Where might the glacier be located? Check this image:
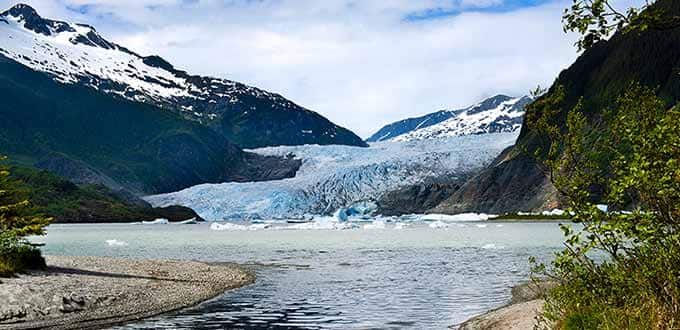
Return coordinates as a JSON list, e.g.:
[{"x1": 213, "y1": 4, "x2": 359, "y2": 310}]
[{"x1": 145, "y1": 133, "x2": 519, "y2": 221}]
